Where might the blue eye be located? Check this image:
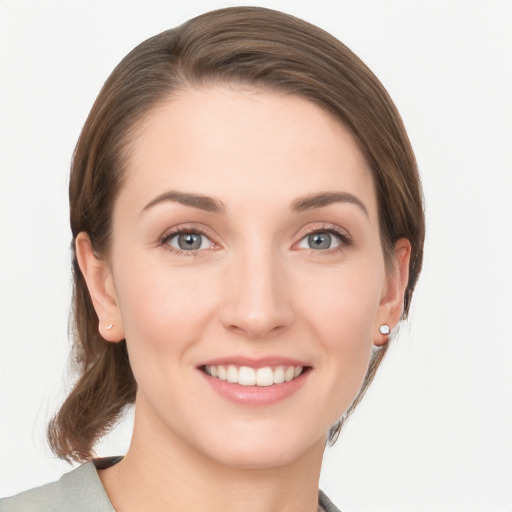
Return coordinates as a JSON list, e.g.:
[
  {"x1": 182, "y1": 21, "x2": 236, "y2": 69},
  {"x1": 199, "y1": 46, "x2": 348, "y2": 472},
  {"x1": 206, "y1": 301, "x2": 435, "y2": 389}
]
[
  {"x1": 166, "y1": 232, "x2": 212, "y2": 251},
  {"x1": 297, "y1": 231, "x2": 344, "y2": 250}
]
